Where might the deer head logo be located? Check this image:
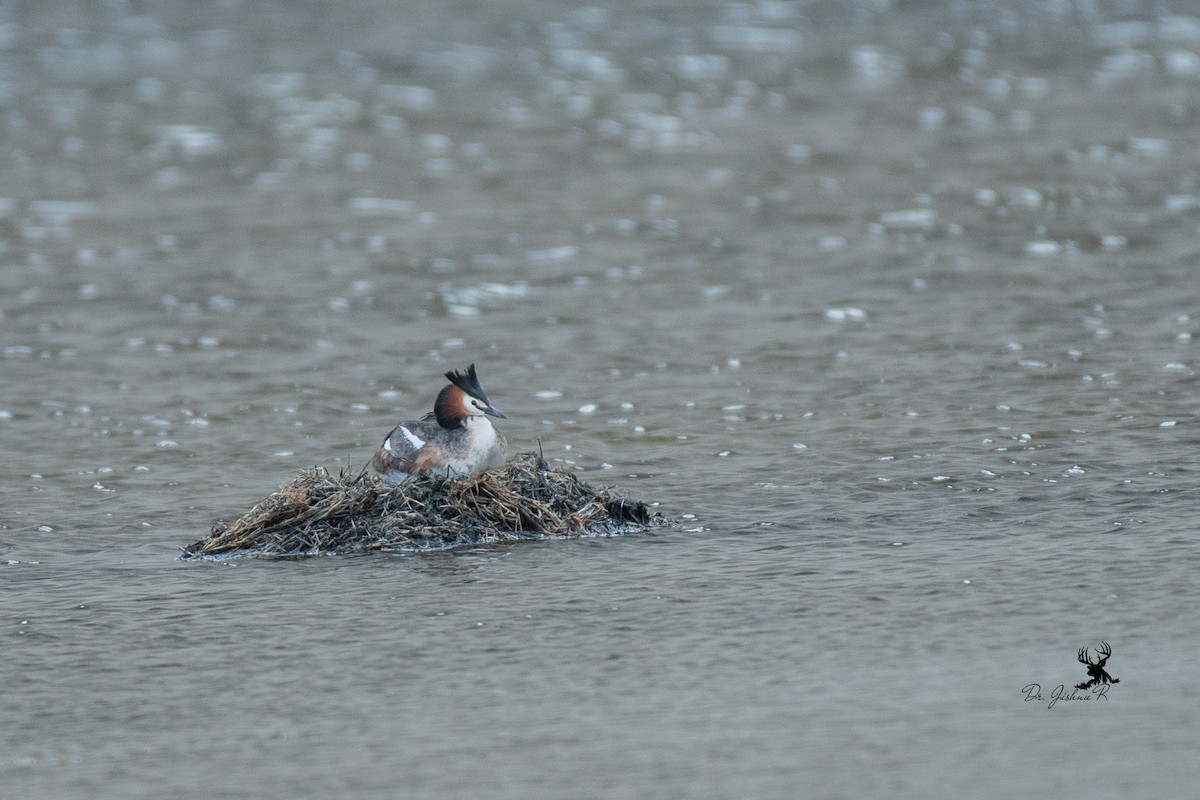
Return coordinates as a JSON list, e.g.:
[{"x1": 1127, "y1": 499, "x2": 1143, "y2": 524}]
[{"x1": 1075, "y1": 642, "x2": 1119, "y2": 690}]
